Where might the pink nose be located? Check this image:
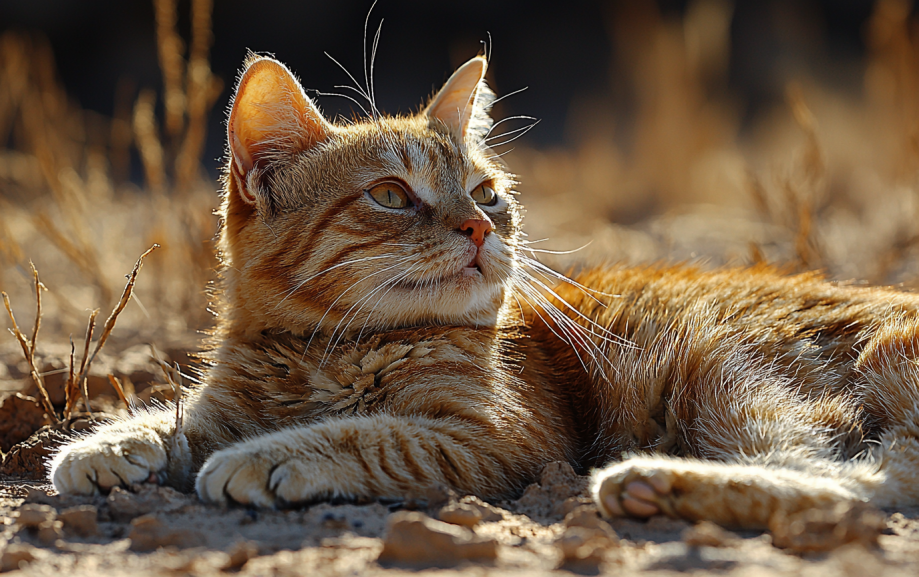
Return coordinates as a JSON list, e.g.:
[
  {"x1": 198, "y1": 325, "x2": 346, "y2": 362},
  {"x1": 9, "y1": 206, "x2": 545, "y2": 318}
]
[{"x1": 459, "y1": 218, "x2": 493, "y2": 247}]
